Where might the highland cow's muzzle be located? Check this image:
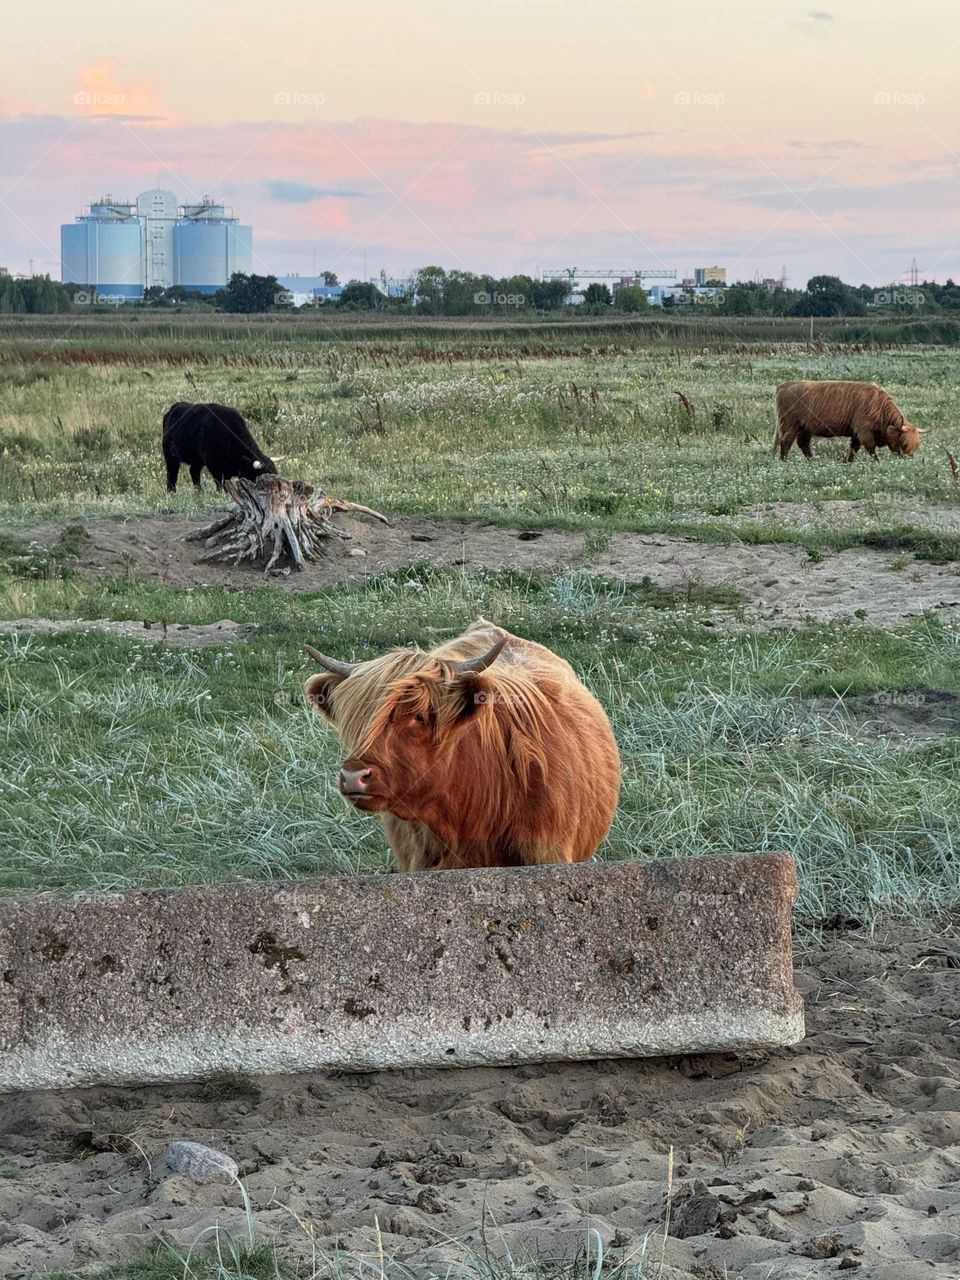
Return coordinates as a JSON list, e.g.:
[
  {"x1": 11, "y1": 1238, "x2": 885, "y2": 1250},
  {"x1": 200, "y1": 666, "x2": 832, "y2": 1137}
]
[{"x1": 338, "y1": 762, "x2": 383, "y2": 810}]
